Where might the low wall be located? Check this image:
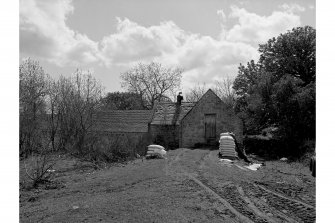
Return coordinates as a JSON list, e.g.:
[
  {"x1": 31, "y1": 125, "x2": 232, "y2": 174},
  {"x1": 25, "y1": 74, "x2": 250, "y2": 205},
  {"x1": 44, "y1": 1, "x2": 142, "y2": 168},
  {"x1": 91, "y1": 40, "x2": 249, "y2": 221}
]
[{"x1": 149, "y1": 125, "x2": 179, "y2": 149}]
